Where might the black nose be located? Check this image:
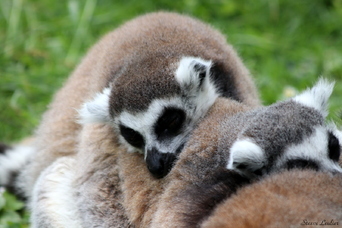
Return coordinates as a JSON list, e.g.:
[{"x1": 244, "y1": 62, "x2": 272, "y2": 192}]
[{"x1": 145, "y1": 148, "x2": 177, "y2": 178}]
